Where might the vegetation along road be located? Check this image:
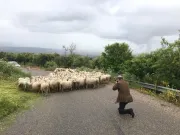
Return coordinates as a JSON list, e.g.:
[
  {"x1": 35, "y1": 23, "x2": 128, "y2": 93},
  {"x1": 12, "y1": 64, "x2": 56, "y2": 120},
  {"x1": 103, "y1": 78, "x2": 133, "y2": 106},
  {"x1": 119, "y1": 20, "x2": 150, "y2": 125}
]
[{"x1": 2, "y1": 68, "x2": 180, "y2": 135}]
